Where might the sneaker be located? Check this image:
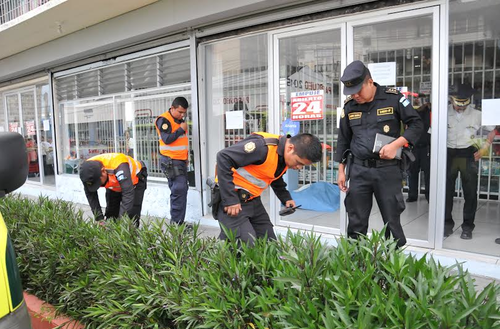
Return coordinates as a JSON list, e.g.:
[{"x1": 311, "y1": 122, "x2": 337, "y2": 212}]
[
  {"x1": 406, "y1": 197, "x2": 417, "y2": 202},
  {"x1": 444, "y1": 228, "x2": 453, "y2": 237},
  {"x1": 460, "y1": 231, "x2": 472, "y2": 240}
]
